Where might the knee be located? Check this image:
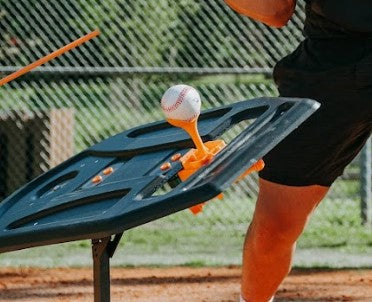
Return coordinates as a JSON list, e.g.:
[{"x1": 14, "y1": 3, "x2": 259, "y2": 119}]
[
  {"x1": 247, "y1": 178, "x2": 329, "y2": 251},
  {"x1": 249, "y1": 210, "x2": 310, "y2": 252}
]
